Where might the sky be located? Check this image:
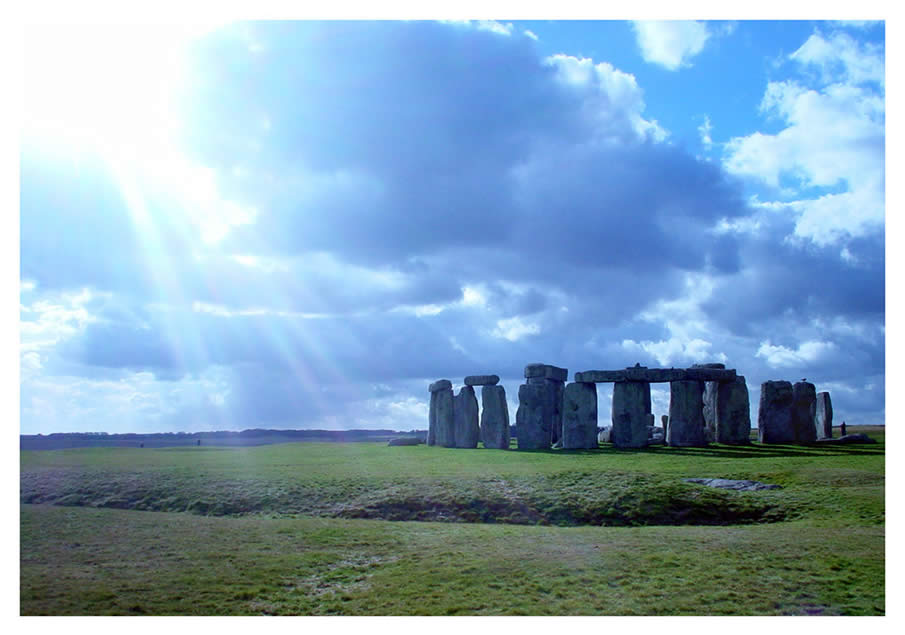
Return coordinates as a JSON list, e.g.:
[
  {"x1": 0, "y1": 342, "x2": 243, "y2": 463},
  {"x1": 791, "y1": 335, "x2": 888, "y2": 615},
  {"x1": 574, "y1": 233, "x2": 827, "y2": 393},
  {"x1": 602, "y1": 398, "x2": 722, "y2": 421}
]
[{"x1": 17, "y1": 14, "x2": 888, "y2": 434}]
